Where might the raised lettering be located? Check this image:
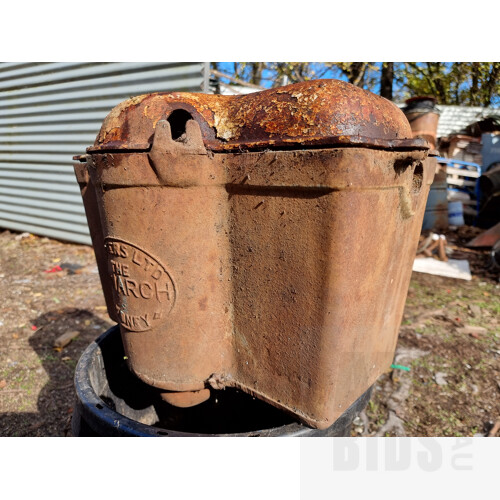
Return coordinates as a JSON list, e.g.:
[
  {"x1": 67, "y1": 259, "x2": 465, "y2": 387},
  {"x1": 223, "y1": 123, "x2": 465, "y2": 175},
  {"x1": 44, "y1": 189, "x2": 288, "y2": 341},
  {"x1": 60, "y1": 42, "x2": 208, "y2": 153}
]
[
  {"x1": 140, "y1": 314, "x2": 150, "y2": 327},
  {"x1": 125, "y1": 278, "x2": 139, "y2": 298},
  {"x1": 139, "y1": 282, "x2": 153, "y2": 299},
  {"x1": 122, "y1": 264, "x2": 129, "y2": 277},
  {"x1": 120, "y1": 244, "x2": 128, "y2": 258},
  {"x1": 155, "y1": 281, "x2": 171, "y2": 302},
  {"x1": 132, "y1": 250, "x2": 143, "y2": 266},
  {"x1": 105, "y1": 238, "x2": 175, "y2": 331},
  {"x1": 121, "y1": 311, "x2": 133, "y2": 328},
  {"x1": 117, "y1": 276, "x2": 127, "y2": 296},
  {"x1": 144, "y1": 257, "x2": 156, "y2": 273},
  {"x1": 151, "y1": 267, "x2": 163, "y2": 280},
  {"x1": 106, "y1": 241, "x2": 117, "y2": 255},
  {"x1": 119, "y1": 311, "x2": 151, "y2": 330},
  {"x1": 111, "y1": 260, "x2": 130, "y2": 277}
]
